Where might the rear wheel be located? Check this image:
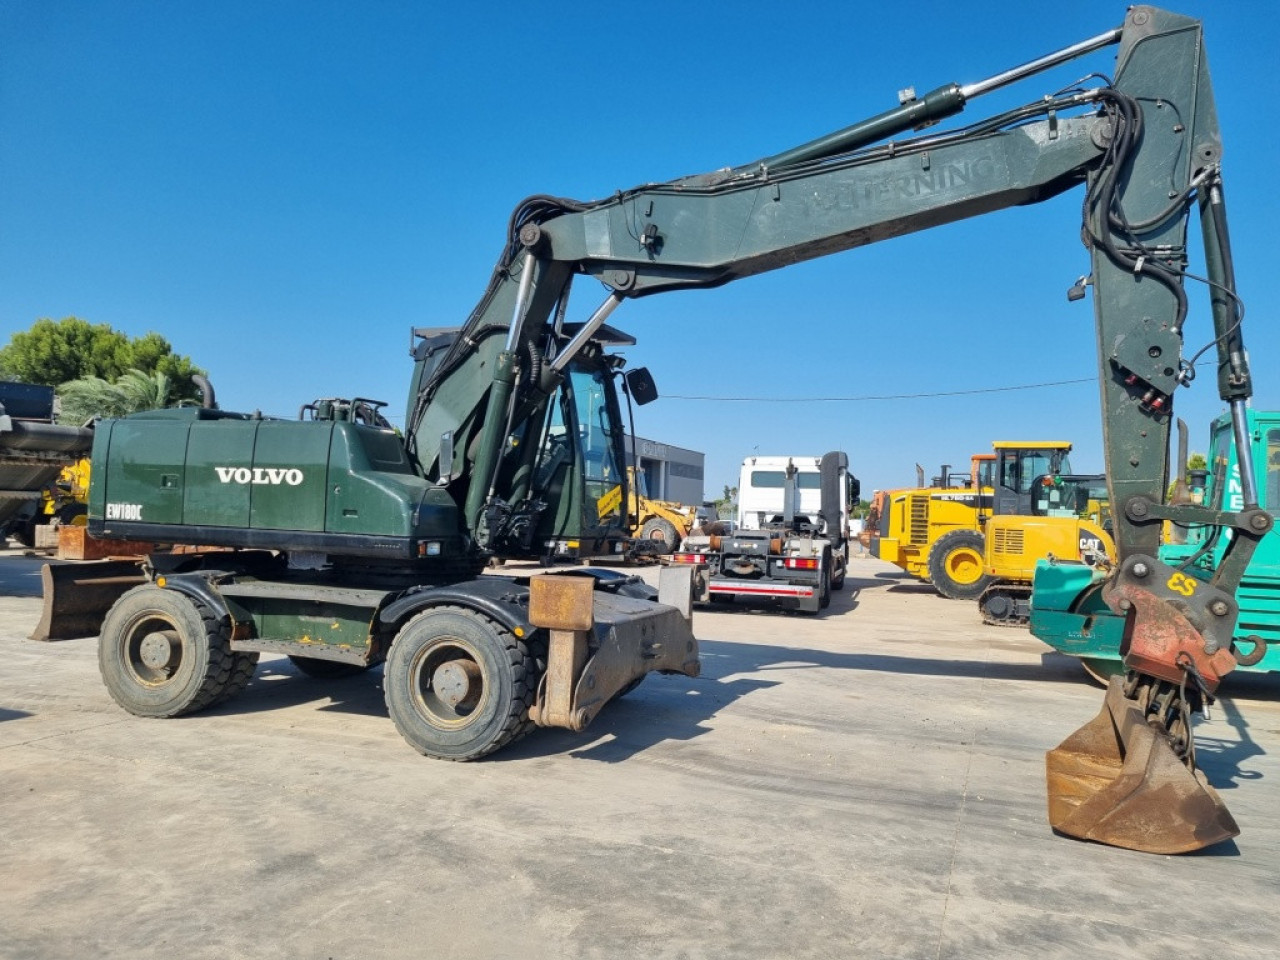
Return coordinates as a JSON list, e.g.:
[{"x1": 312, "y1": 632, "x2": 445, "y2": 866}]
[
  {"x1": 927, "y1": 530, "x2": 992, "y2": 600},
  {"x1": 384, "y1": 606, "x2": 538, "y2": 760},
  {"x1": 818, "y1": 550, "x2": 832, "y2": 609},
  {"x1": 98, "y1": 584, "x2": 255, "y2": 717},
  {"x1": 640, "y1": 516, "x2": 680, "y2": 554}
]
